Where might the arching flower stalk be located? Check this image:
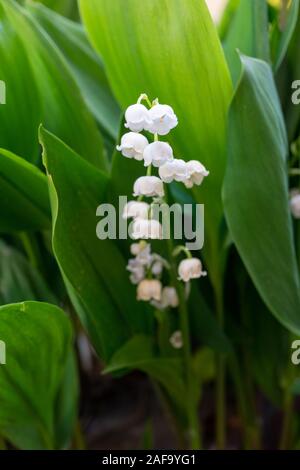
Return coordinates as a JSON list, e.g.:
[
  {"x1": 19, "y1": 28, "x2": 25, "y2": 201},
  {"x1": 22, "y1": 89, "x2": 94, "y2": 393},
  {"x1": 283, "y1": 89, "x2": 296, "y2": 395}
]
[{"x1": 116, "y1": 93, "x2": 209, "y2": 448}]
